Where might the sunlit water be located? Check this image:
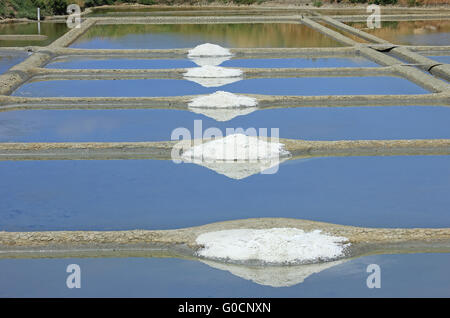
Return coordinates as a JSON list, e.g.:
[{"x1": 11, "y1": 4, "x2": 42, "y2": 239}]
[
  {"x1": 0, "y1": 106, "x2": 449, "y2": 142},
  {"x1": 0, "y1": 155, "x2": 449, "y2": 231},
  {"x1": 428, "y1": 56, "x2": 450, "y2": 64},
  {"x1": 0, "y1": 253, "x2": 449, "y2": 297},
  {"x1": 13, "y1": 77, "x2": 427, "y2": 97},
  {"x1": 0, "y1": 52, "x2": 27, "y2": 74},
  {"x1": 46, "y1": 57, "x2": 379, "y2": 69},
  {"x1": 348, "y1": 20, "x2": 450, "y2": 45},
  {"x1": 0, "y1": 22, "x2": 69, "y2": 47},
  {"x1": 70, "y1": 23, "x2": 345, "y2": 49}
]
